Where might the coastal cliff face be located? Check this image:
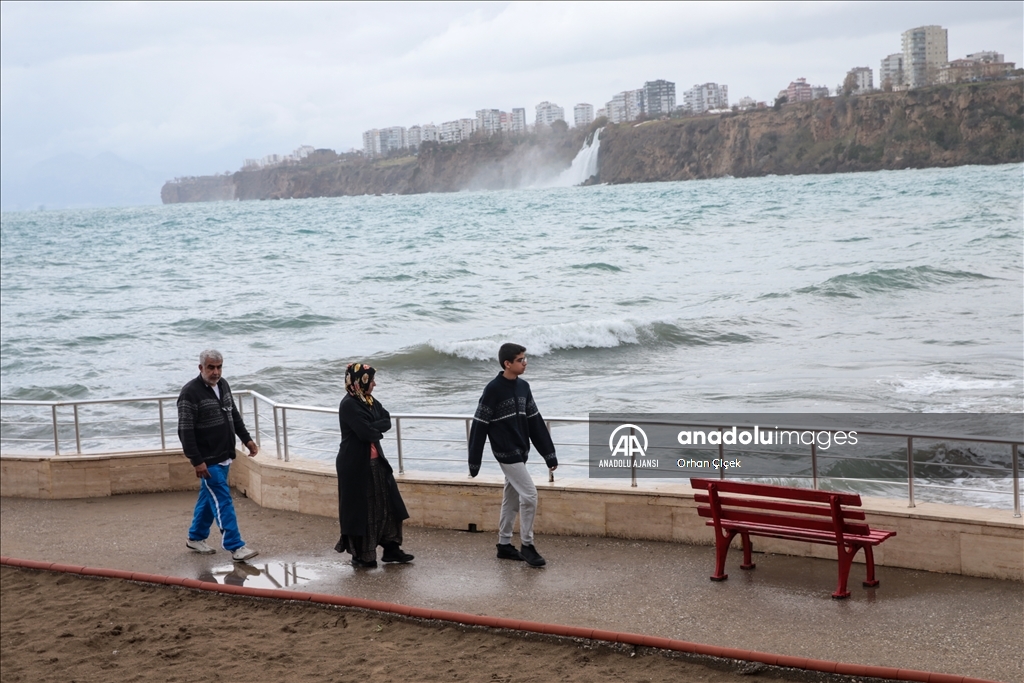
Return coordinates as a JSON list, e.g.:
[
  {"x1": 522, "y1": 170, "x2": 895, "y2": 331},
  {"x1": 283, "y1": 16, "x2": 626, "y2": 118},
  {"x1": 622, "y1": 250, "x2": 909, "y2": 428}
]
[
  {"x1": 162, "y1": 132, "x2": 583, "y2": 203},
  {"x1": 162, "y1": 81, "x2": 1023, "y2": 204},
  {"x1": 597, "y1": 81, "x2": 1023, "y2": 183}
]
